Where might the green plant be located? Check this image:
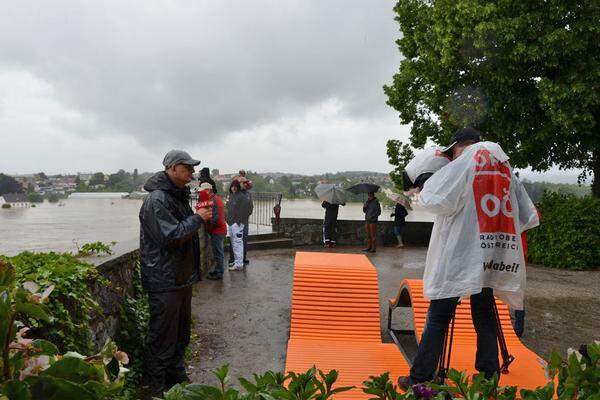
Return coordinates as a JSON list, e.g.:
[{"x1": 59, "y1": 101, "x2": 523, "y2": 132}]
[
  {"x1": 0, "y1": 259, "x2": 129, "y2": 400},
  {"x1": 528, "y1": 192, "x2": 600, "y2": 269},
  {"x1": 76, "y1": 241, "x2": 117, "y2": 257},
  {"x1": 1, "y1": 204, "x2": 10, "y2": 209},
  {"x1": 163, "y1": 365, "x2": 353, "y2": 400},
  {"x1": 113, "y1": 260, "x2": 149, "y2": 400},
  {"x1": 3, "y1": 251, "x2": 108, "y2": 354}
]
